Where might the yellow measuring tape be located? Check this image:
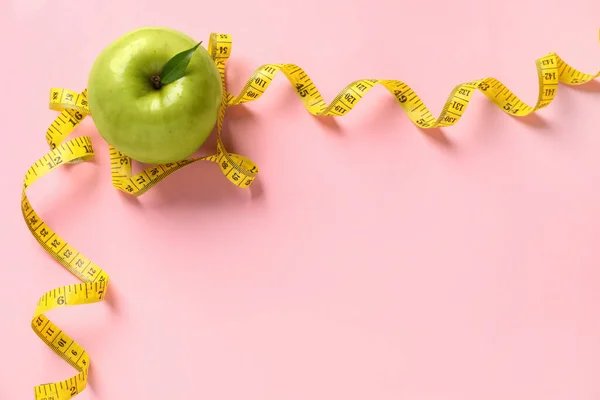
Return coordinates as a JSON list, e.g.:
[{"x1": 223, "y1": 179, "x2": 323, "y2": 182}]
[{"x1": 23, "y1": 32, "x2": 600, "y2": 399}]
